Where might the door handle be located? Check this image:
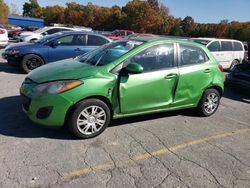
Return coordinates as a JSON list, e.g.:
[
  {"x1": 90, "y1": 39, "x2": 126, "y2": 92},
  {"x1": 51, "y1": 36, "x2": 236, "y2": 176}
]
[
  {"x1": 74, "y1": 48, "x2": 82, "y2": 52},
  {"x1": 164, "y1": 73, "x2": 177, "y2": 79},
  {"x1": 204, "y1": 68, "x2": 211, "y2": 73}
]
